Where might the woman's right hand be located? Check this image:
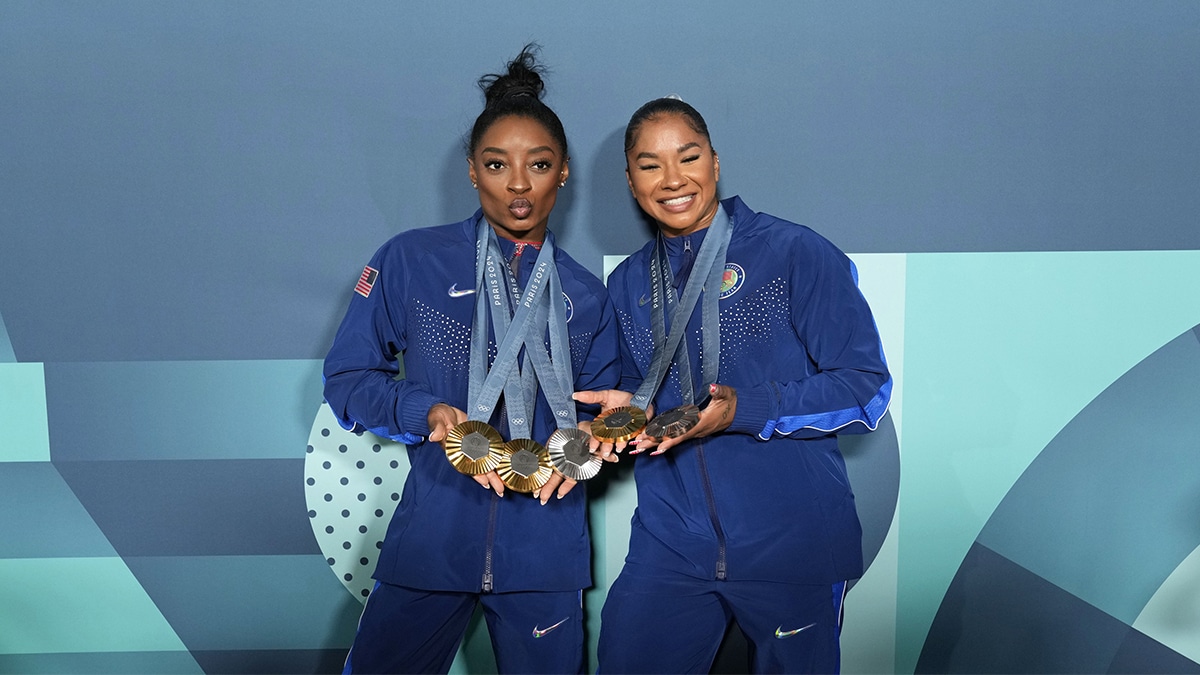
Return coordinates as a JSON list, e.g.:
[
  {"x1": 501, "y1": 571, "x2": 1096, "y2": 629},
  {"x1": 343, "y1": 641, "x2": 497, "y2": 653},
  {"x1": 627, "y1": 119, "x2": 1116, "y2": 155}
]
[
  {"x1": 427, "y1": 403, "x2": 507, "y2": 497},
  {"x1": 572, "y1": 389, "x2": 647, "y2": 460}
]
